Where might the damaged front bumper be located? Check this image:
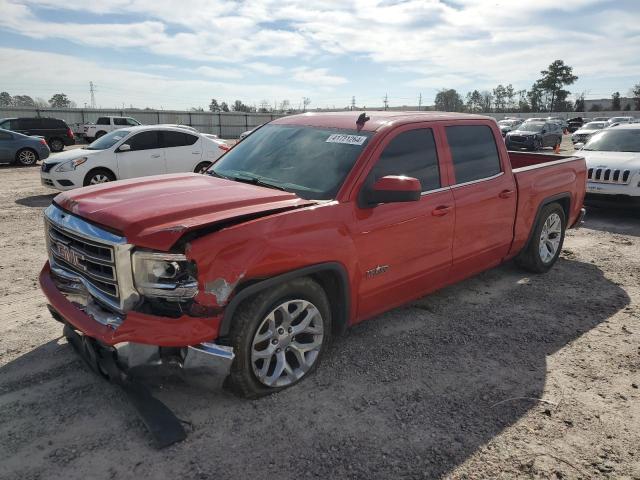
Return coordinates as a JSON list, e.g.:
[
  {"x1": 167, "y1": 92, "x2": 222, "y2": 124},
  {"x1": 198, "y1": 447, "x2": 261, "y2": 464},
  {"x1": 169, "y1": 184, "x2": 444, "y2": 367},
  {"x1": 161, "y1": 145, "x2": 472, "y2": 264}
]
[{"x1": 40, "y1": 262, "x2": 234, "y2": 385}]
